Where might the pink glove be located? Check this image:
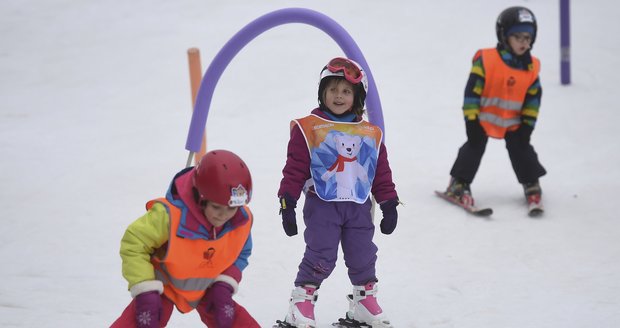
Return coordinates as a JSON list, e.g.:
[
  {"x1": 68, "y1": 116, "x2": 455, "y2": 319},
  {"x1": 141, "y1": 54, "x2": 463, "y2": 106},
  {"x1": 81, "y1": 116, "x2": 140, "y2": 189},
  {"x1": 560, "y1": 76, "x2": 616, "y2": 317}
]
[
  {"x1": 134, "y1": 291, "x2": 161, "y2": 328},
  {"x1": 204, "y1": 282, "x2": 235, "y2": 328}
]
